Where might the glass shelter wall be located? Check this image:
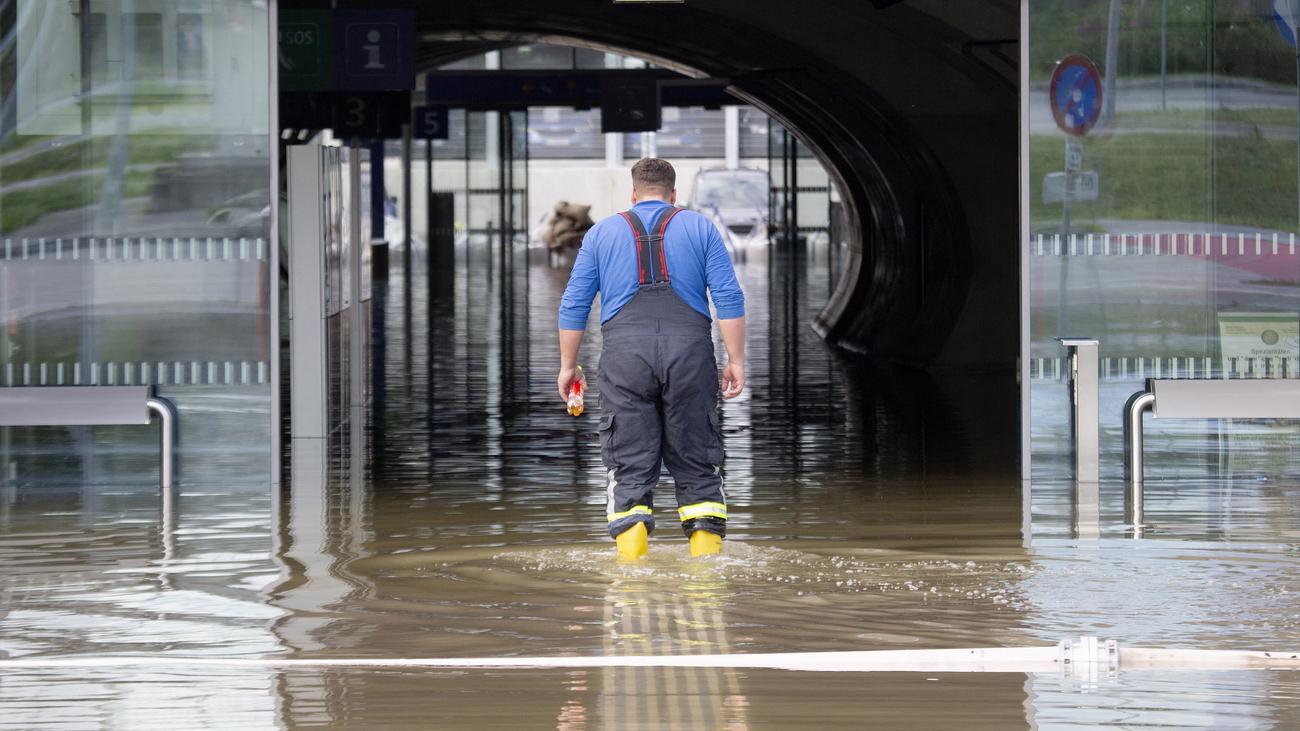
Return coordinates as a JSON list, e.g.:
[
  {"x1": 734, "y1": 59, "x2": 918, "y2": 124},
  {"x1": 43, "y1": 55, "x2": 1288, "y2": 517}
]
[
  {"x1": 1028, "y1": 1, "x2": 1300, "y2": 480},
  {"x1": 0, "y1": 1, "x2": 273, "y2": 488}
]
